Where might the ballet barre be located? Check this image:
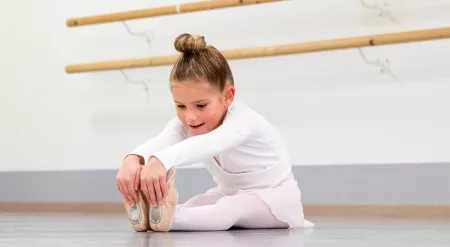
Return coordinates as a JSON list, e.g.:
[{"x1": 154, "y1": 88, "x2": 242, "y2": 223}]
[
  {"x1": 66, "y1": 0, "x2": 283, "y2": 27},
  {"x1": 65, "y1": 27, "x2": 450, "y2": 74}
]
